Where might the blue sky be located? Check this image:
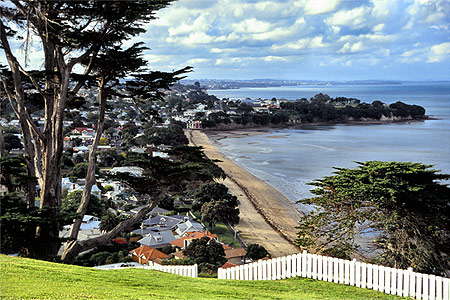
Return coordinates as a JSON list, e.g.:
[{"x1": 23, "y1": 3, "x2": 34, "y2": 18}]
[
  {"x1": 135, "y1": 0, "x2": 450, "y2": 81},
  {"x1": 3, "y1": 0, "x2": 449, "y2": 81}
]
